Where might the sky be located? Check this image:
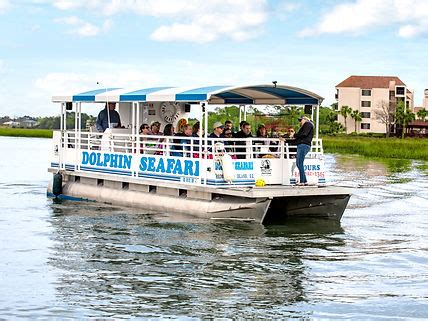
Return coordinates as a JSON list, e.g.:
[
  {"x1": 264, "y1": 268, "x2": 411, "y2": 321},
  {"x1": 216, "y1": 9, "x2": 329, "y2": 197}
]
[{"x1": 0, "y1": 0, "x2": 427, "y2": 117}]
